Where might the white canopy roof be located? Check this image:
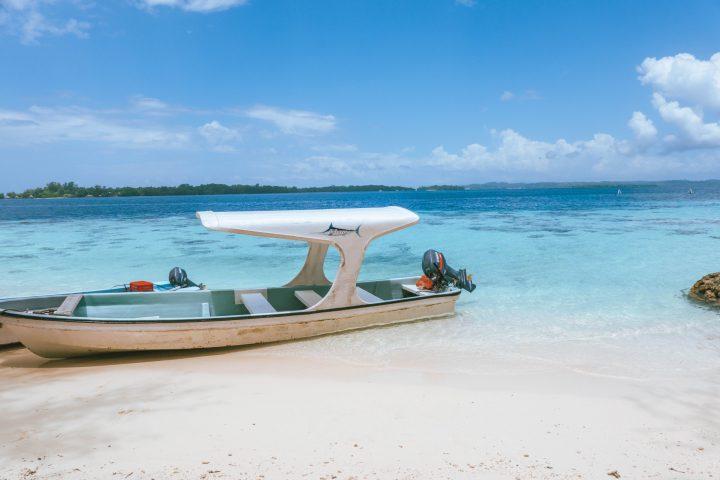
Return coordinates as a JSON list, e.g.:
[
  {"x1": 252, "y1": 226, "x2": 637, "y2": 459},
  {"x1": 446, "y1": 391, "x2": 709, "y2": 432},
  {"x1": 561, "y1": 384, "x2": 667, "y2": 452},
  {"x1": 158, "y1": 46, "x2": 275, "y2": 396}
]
[
  {"x1": 196, "y1": 206, "x2": 418, "y2": 244},
  {"x1": 196, "y1": 206, "x2": 420, "y2": 310}
]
